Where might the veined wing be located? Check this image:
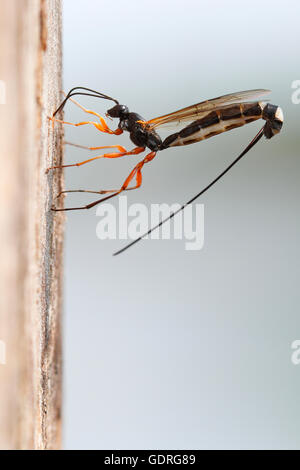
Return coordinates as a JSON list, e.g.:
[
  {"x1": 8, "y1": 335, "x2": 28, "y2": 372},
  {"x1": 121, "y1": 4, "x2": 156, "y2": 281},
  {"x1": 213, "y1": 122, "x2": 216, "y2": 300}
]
[{"x1": 142, "y1": 89, "x2": 270, "y2": 130}]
